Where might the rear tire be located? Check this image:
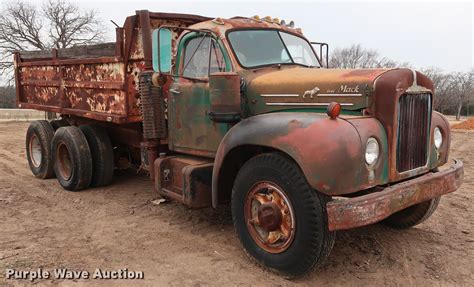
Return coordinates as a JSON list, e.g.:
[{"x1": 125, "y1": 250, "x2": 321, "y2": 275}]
[
  {"x1": 52, "y1": 126, "x2": 92, "y2": 191},
  {"x1": 383, "y1": 197, "x2": 440, "y2": 229},
  {"x1": 26, "y1": 120, "x2": 55, "y2": 179},
  {"x1": 79, "y1": 125, "x2": 114, "y2": 187},
  {"x1": 231, "y1": 153, "x2": 335, "y2": 277}
]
